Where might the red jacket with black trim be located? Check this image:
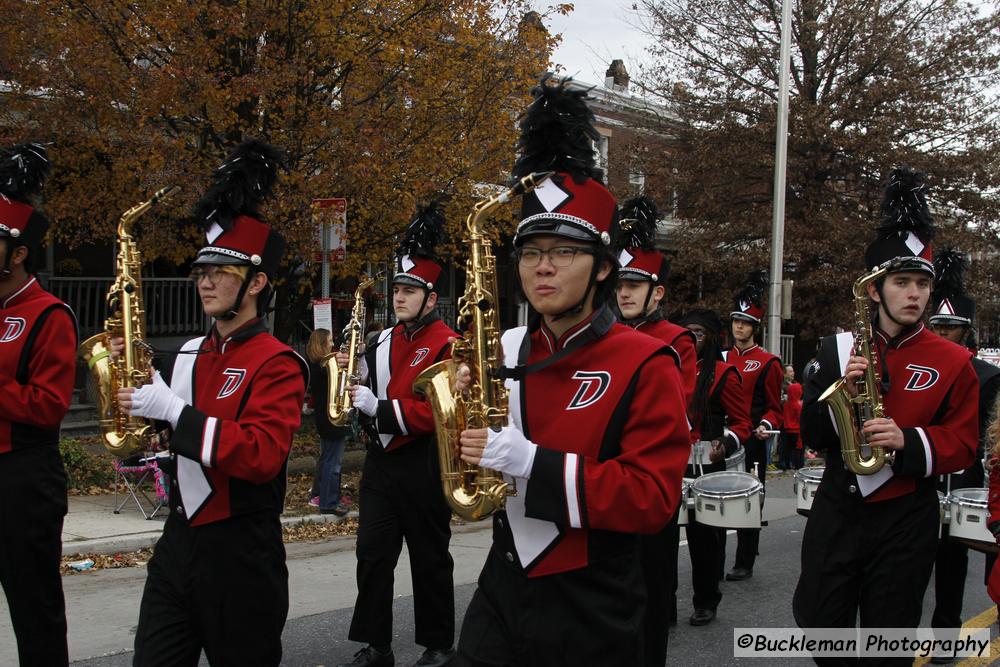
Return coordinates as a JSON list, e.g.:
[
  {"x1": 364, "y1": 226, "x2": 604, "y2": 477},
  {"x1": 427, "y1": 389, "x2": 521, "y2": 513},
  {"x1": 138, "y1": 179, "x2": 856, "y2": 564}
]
[
  {"x1": 726, "y1": 344, "x2": 783, "y2": 435},
  {"x1": 628, "y1": 314, "x2": 697, "y2": 408},
  {"x1": 782, "y1": 382, "x2": 802, "y2": 435},
  {"x1": 495, "y1": 306, "x2": 691, "y2": 578},
  {"x1": 801, "y1": 324, "x2": 978, "y2": 503},
  {"x1": 0, "y1": 276, "x2": 77, "y2": 455},
  {"x1": 167, "y1": 320, "x2": 306, "y2": 526},
  {"x1": 363, "y1": 313, "x2": 456, "y2": 453},
  {"x1": 689, "y1": 360, "x2": 752, "y2": 454}
]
